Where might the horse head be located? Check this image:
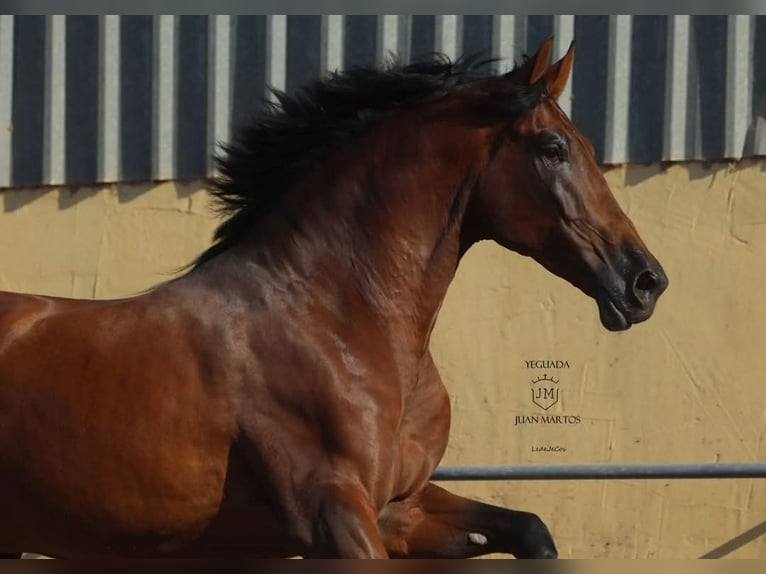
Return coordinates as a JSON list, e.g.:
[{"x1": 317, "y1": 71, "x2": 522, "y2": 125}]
[{"x1": 465, "y1": 38, "x2": 668, "y2": 330}]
